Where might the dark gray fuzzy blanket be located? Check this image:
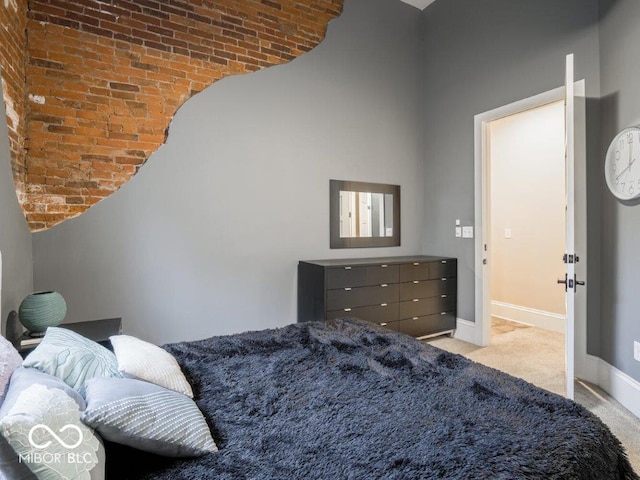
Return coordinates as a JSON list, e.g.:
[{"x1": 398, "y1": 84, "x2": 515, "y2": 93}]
[{"x1": 105, "y1": 318, "x2": 637, "y2": 480}]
